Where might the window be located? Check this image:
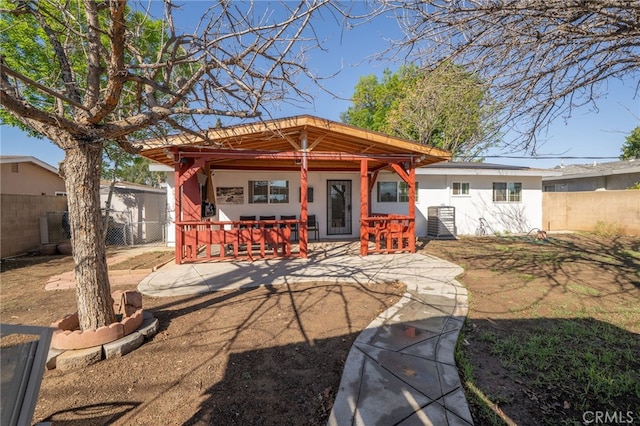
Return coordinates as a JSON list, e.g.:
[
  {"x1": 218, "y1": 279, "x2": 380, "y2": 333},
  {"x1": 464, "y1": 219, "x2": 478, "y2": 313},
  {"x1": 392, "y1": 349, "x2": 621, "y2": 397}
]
[
  {"x1": 399, "y1": 182, "x2": 419, "y2": 202},
  {"x1": 11, "y1": 163, "x2": 18, "y2": 173},
  {"x1": 452, "y1": 182, "x2": 470, "y2": 196},
  {"x1": 378, "y1": 181, "x2": 418, "y2": 203},
  {"x1": 298, "y1": 186, "x2": 314, "y2": 203},
  {"x1": 493, "y1": 182, "x2": 522, "y2": 202},
  {"x1": 543, "y1": 185, "x2": 556, "y2": 192},
  {"x1": 249, "y1": 180, "x2": 289, "y2": 204},
  {"x1": 269, "y1": 180, "x2": 289, "y2": 203},
  {"x1": 377, "y1": 182, "x2": 397, "y2": 202}
]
